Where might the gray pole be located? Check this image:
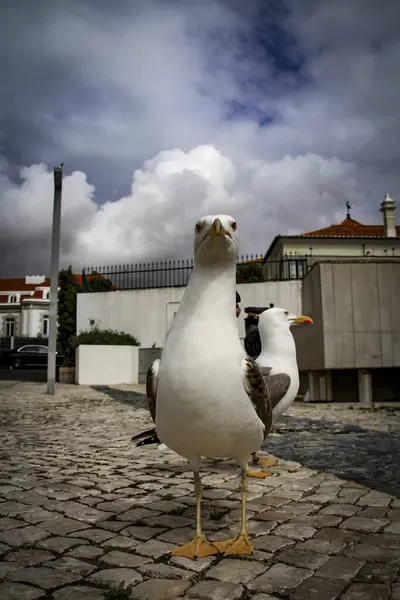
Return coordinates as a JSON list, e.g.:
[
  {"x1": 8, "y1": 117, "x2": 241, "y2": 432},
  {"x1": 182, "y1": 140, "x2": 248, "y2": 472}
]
[{"x1": 47, "y1": 163, "x2": 64, "y2": 395}]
